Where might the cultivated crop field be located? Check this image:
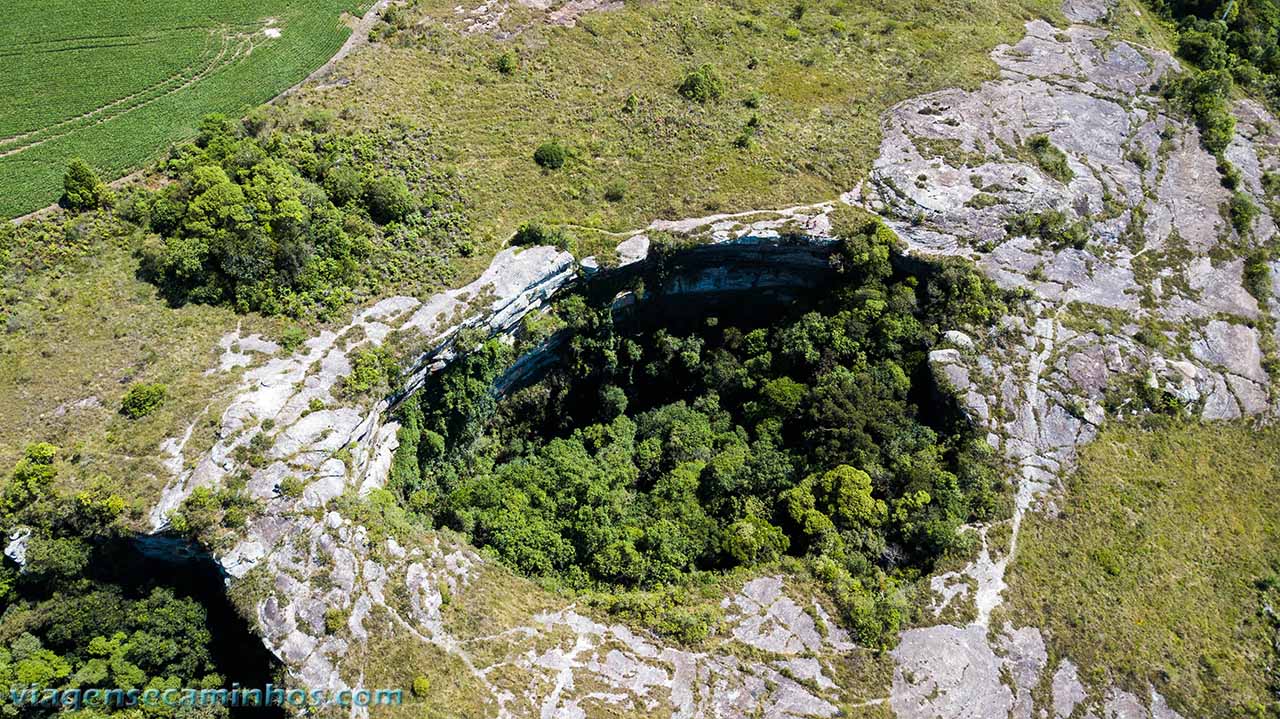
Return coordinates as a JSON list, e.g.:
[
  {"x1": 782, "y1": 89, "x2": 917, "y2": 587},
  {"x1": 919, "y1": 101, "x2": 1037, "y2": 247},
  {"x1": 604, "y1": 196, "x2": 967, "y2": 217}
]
[{"x1": 0, "y1": 0, "x2": 370, "y2": 218}]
